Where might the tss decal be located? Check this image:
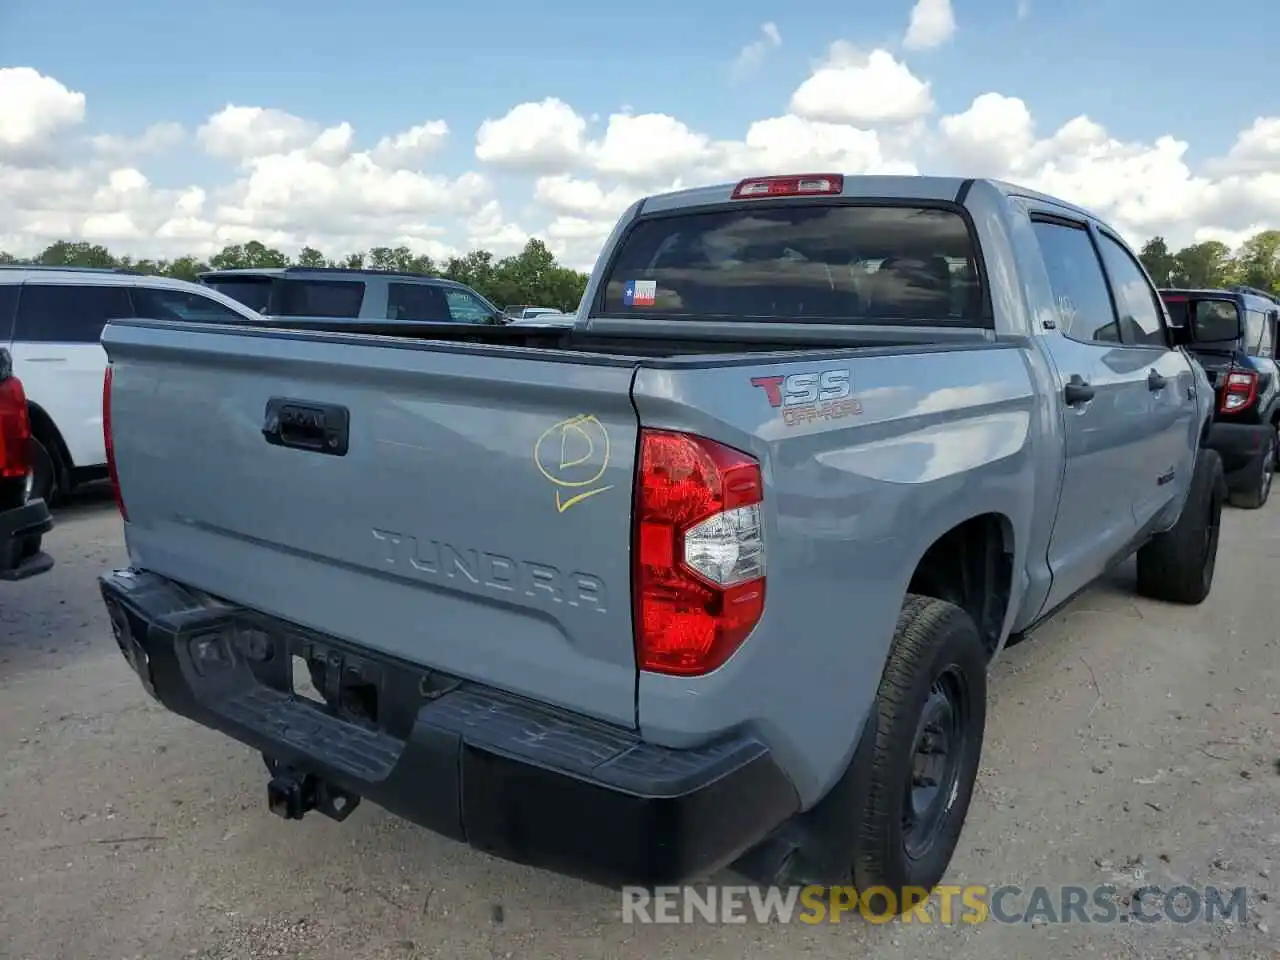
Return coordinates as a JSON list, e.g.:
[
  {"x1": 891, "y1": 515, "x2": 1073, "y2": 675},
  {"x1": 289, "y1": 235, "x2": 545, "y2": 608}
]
[{"x1": 751, "y1": 370, "x2": 863, "y2": 426}]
